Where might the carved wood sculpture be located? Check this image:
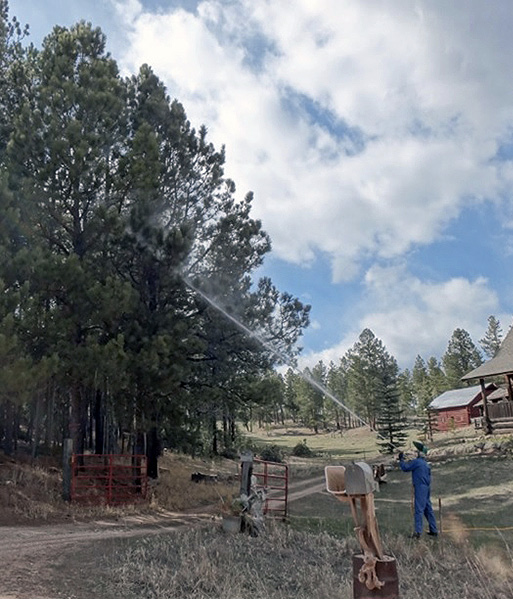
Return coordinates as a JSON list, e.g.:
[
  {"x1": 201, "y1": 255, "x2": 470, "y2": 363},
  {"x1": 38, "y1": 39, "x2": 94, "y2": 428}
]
[{"x1": 325, "y1": 464, "x2": 384, "y2": 591}]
